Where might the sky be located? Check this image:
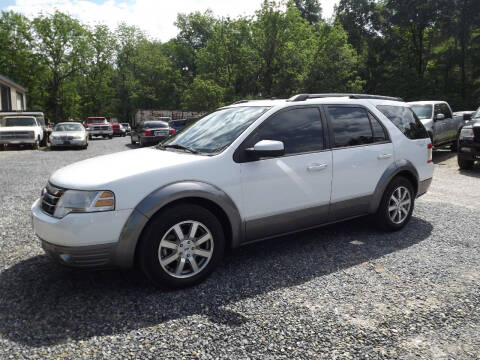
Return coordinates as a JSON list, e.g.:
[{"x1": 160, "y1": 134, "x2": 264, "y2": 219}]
[{"x1": 0, "y1": 0, "x2": 340, "y2": 42}]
